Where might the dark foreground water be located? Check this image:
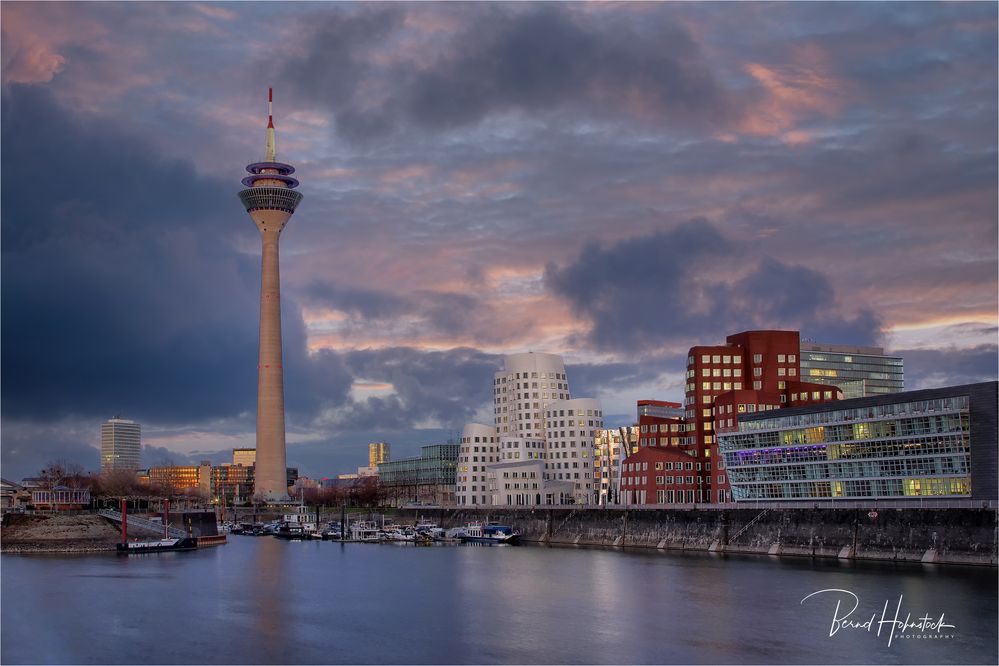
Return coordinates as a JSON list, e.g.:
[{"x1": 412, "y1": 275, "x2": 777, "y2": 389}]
[{"x1": 2, "y1": 537, "x2": 996, "y2": 665}]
